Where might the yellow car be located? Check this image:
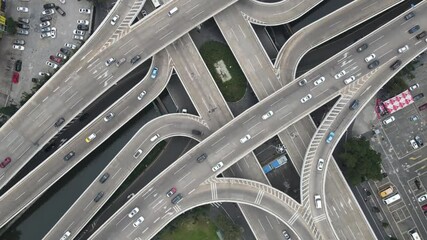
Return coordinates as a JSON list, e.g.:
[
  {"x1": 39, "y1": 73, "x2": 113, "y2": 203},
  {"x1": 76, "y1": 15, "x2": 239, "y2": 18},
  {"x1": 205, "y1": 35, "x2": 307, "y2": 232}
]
[{"x1": 85, "y1": 133, "x2": 96, "y2": 143}]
